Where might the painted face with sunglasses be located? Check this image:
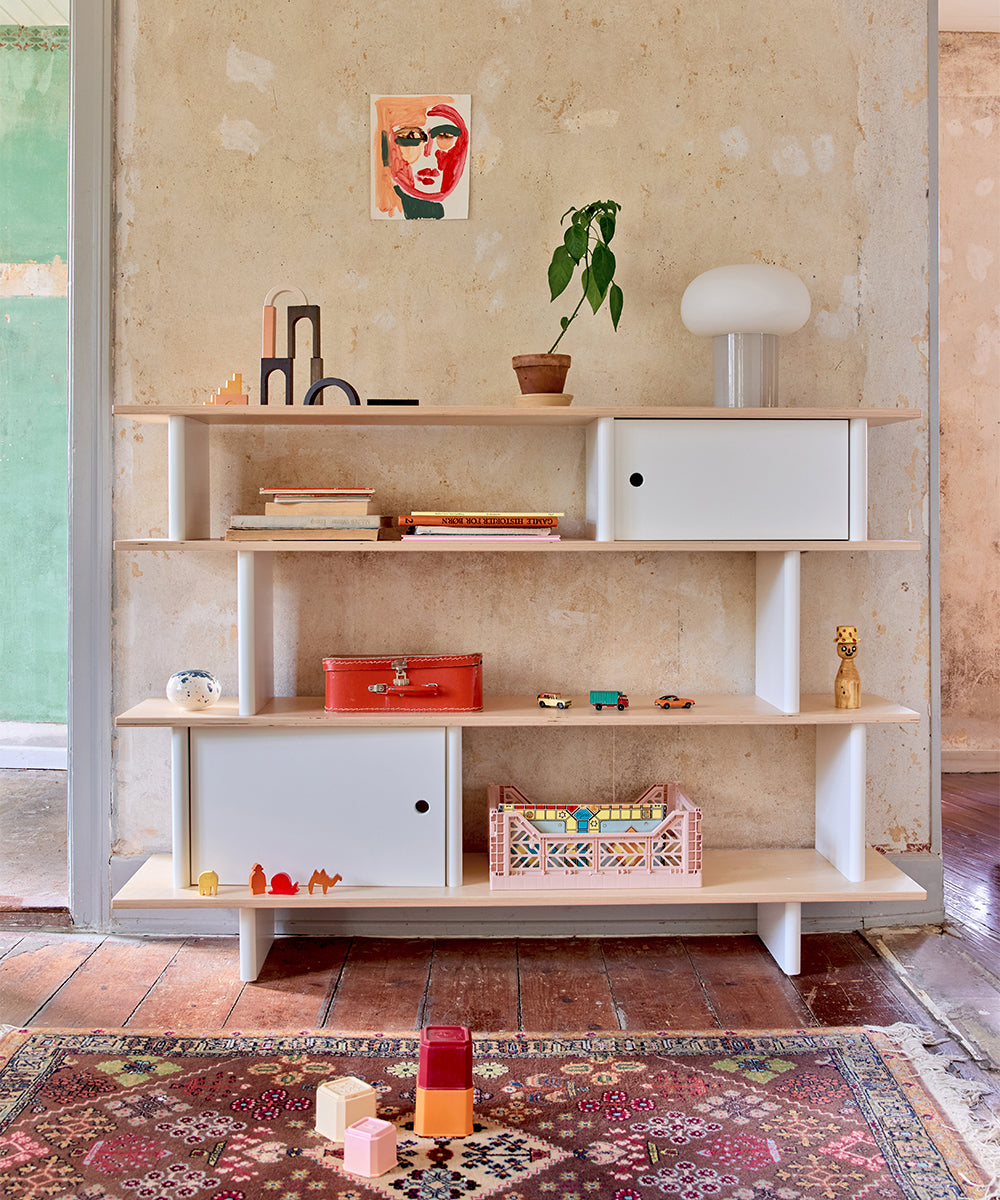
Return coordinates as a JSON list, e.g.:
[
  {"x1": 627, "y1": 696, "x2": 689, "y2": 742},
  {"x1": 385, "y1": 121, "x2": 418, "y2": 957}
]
[{"x1": 378, "y1": 100, "x2": 469, "y2": 218}]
